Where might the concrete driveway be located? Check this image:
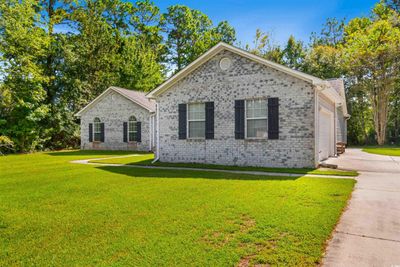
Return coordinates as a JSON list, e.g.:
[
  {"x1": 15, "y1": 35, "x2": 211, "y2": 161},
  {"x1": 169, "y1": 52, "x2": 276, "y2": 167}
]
[{"x1": 323, "y1": 148, "x2": 400, "y2": 267}]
